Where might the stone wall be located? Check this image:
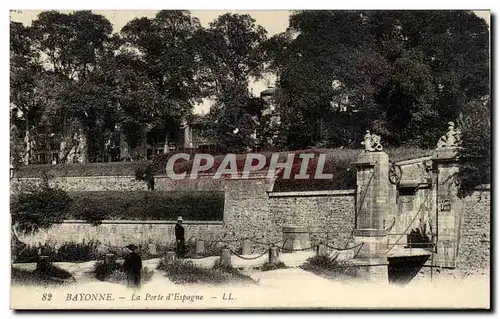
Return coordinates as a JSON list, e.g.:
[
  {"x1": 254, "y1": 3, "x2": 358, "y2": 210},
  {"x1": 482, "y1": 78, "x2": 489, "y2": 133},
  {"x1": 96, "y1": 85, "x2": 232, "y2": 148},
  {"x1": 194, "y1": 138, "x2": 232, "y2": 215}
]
[
  {"x1": 12, "y1": 175, "x2": 356, "y2": 248},
  {"x1": 18, "y1": 220, "x2": 223, "y2": 248},
  {"x1": 268, "y1": 190, "x2": 356, "y2": 248},
  {"x1": 11, "y1": 168, "x2": 490, "y2": 274},
  {"x1": 456, "y1": 186, "x2": 490, "y2": 274}
]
